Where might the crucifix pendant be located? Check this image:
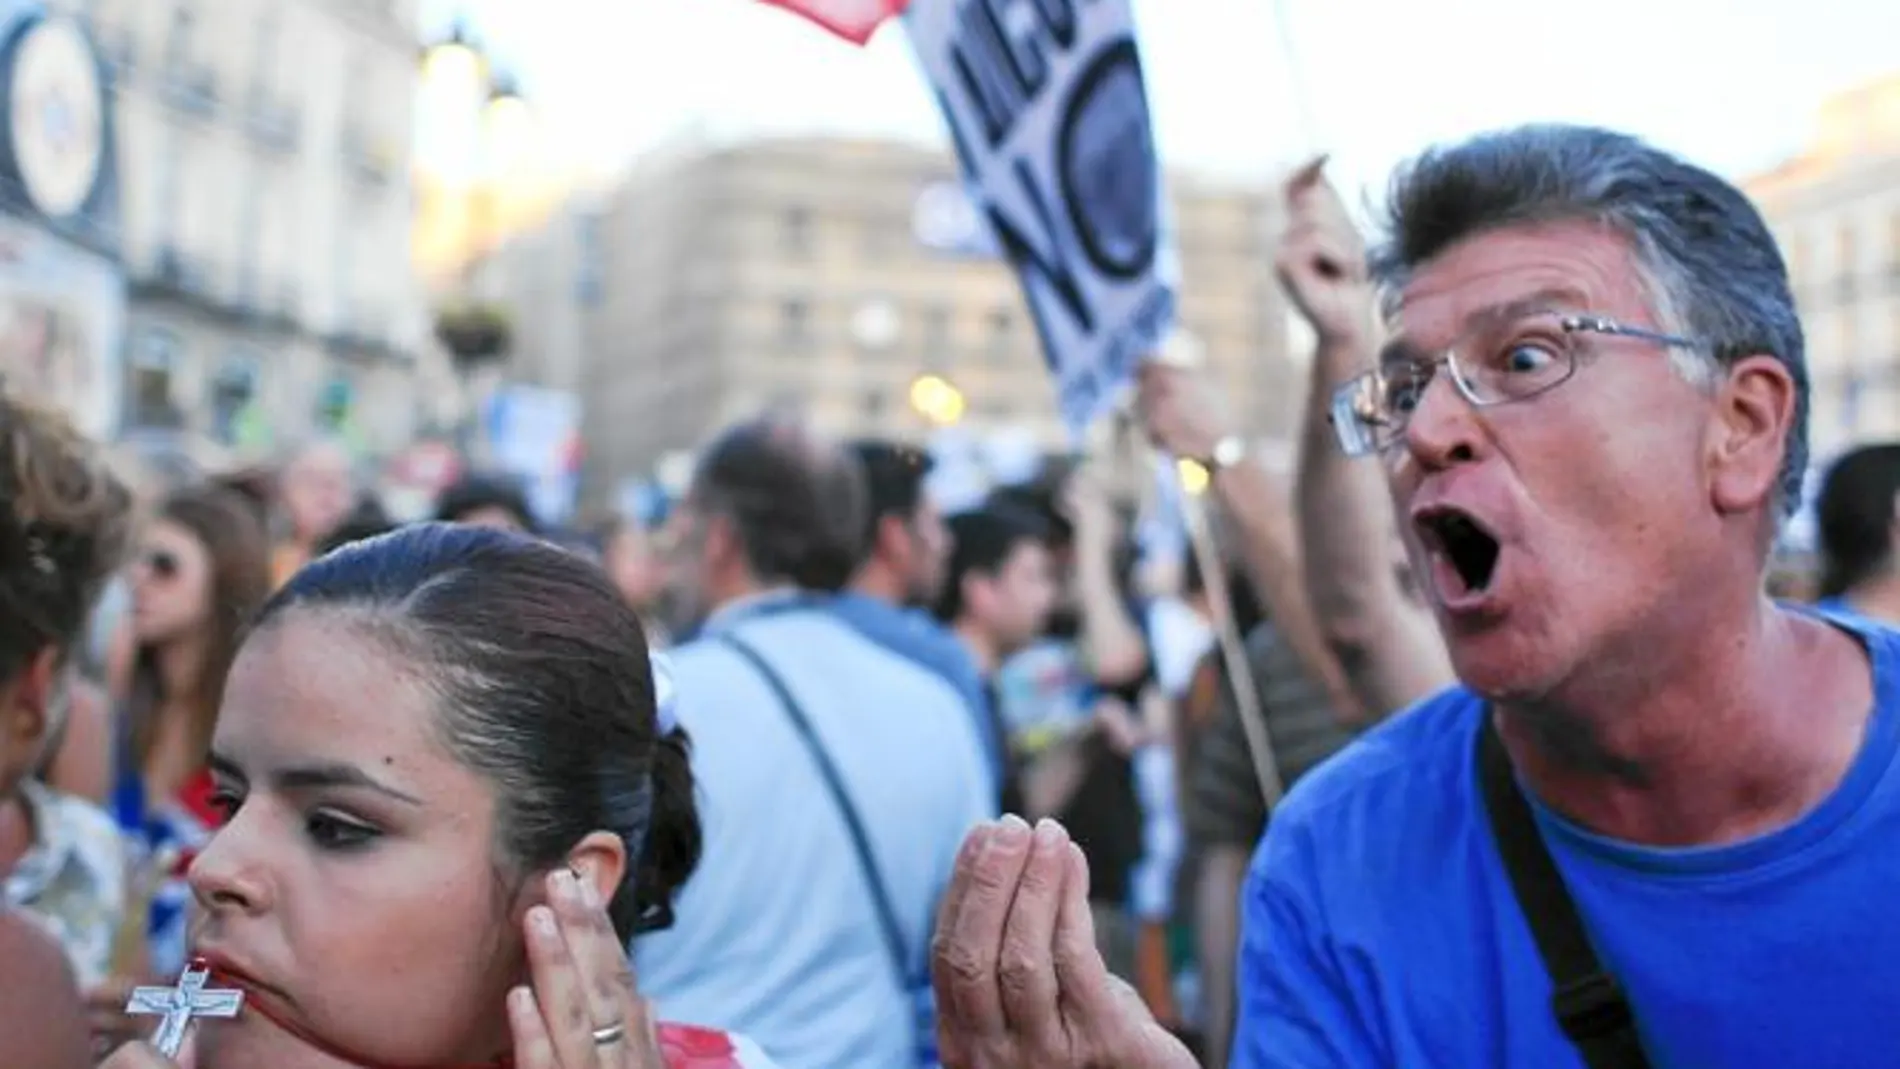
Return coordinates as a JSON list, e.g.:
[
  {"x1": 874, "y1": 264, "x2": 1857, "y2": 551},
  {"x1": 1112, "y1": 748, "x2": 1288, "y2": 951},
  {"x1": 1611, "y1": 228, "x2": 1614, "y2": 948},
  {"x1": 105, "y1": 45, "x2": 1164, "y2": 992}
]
[{"x1": 125, "y1": 962, "x2": 246, "y2": 1059}]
